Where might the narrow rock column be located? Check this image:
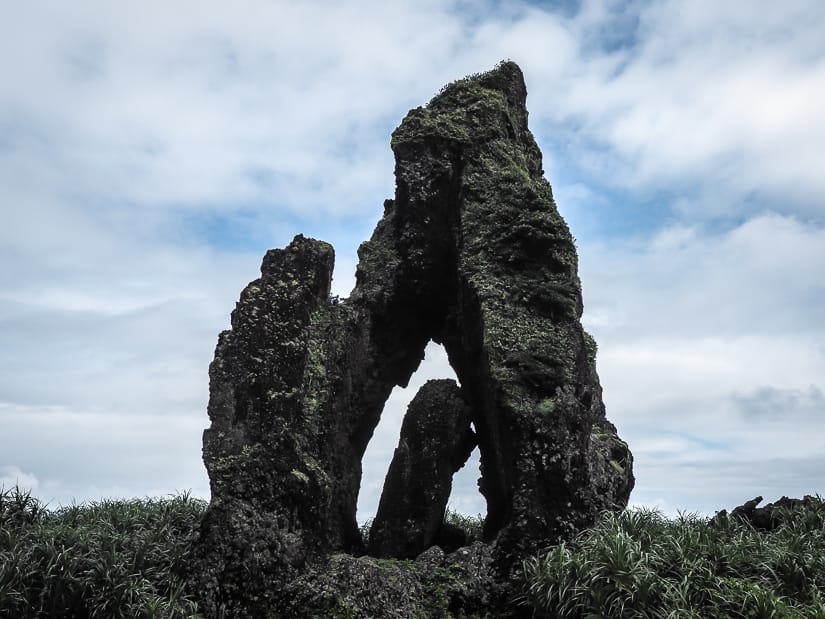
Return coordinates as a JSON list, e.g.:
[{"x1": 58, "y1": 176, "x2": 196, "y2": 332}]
[
  {"x1": 195, "y1": 235, "x2": 343, "y2": 616},
  {"x1": 368, "y1": 379, "x2": 476, "y2": 558},
  {"x1": 382, "y1": 61, "x2": 635, "y2": 562}
]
